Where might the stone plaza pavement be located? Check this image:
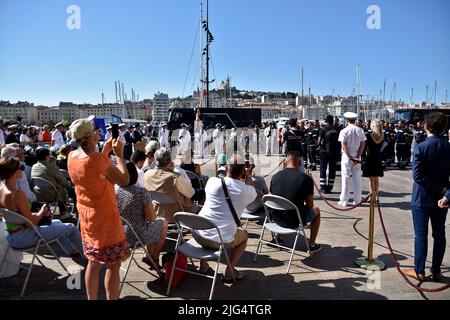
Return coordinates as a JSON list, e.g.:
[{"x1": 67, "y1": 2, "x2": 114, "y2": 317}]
[{"x1": 0, "y1": 154, "x2": 449, "y2": 300}]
